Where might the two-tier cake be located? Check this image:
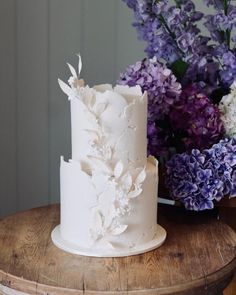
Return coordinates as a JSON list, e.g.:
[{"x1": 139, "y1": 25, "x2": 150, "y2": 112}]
[{"x1": 51, "y1": 57, "x2": 166, "y2": 257}]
